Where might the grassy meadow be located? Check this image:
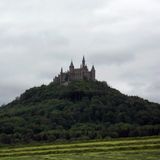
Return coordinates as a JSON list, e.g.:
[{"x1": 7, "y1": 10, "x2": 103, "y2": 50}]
[{"x1": 0, "y1": 136, "x2": 160, "y2": 160}]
